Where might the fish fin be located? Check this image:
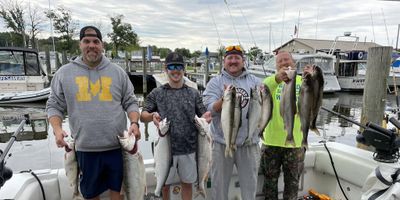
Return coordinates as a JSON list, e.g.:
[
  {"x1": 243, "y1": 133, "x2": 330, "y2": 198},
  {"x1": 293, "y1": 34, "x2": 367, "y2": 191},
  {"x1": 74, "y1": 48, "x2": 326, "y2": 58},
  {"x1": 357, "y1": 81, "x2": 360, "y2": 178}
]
[{"x1": 310, "y1": 128, "x2": 320, "y2": 136}]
